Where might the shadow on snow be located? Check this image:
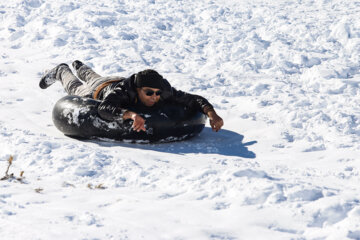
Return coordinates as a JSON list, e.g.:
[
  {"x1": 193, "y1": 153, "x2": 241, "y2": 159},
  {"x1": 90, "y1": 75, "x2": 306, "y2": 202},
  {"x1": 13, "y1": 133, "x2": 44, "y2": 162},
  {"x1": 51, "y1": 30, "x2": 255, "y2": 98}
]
[{"x1": 89, "y1": 127, "x2": 257, "y2": 158}]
